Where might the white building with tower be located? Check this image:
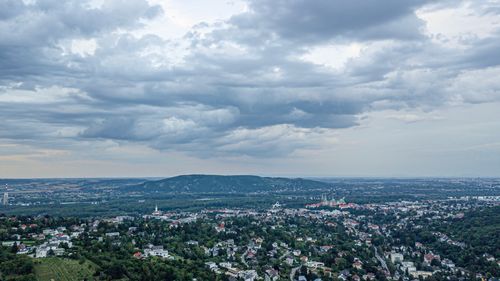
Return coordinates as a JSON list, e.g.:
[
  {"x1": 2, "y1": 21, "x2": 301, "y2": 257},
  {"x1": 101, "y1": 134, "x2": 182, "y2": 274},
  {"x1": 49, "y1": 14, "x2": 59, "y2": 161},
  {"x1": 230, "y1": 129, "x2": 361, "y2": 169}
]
[{"x1": 152, "y1": 205, "x2": 162, "y2": 216}]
